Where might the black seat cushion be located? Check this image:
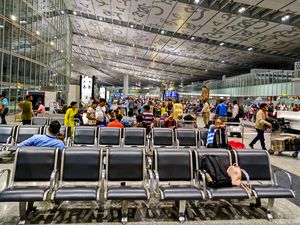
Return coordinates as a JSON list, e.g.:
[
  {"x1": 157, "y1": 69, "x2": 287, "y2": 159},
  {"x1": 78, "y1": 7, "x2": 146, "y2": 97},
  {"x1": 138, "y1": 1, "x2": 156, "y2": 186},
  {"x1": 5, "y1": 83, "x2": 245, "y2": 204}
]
[
  {"x1": 124, "y1": 128, "x2": 145, "y2": 146},
  {"x1": 54, "y1": 187, "x2": 98, "y2": 201},
  {"x1": 99, "y1": 128, "x2": 120, "y2": 146},
  {"x1": 160, "y1": 185, "x2": 203, "y2": 200},
  {"x1": 0, "y1": 125, "x2": 14, "y2": 144},
  {"x1": 252, "y1": 185, "x2": 295, "y2": 198},
  {"x1": 74, "y1": 127, "x2": 96, "y2": 145},
  {"x1": 0, "y1": 187, "x2": 47, "y2": 202},
  {"x1": 107, "y1": 186, "x2": 148, "y2": 200},
  {"x1": 153, "y1": 129, "x2": 173, "y2": 146},
  {"x1": 207, "y1": 186, "x2": 250, "y2": 200},
  {"x1": 177, "y1": 130, "x2": 197, "y2": 146}
]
